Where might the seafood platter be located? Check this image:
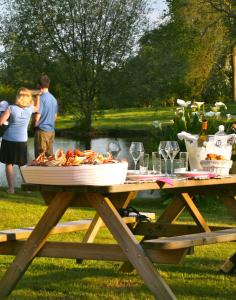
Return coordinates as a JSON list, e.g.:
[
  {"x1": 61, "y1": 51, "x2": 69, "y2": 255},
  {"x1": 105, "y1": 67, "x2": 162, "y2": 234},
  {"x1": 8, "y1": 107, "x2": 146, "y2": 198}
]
[{"x1": 20, "y1": 149, "x2": 128, "y2": 186}]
